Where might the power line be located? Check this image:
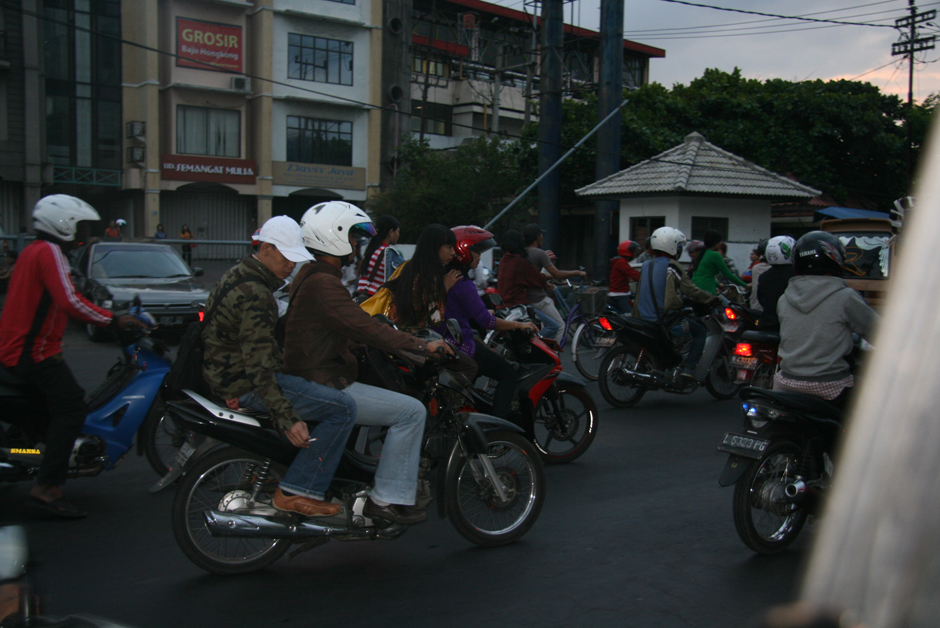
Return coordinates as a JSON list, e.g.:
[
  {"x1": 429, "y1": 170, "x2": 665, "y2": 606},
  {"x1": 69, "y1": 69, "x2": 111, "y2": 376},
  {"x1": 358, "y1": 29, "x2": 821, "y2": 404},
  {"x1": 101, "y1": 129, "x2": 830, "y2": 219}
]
[{"x1": 656, "y1": 0, "x2": 897, "y2": 28}]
